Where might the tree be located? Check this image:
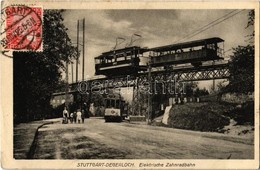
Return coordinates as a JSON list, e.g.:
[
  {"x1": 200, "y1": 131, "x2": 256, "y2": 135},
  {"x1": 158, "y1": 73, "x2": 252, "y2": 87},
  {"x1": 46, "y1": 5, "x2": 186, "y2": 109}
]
[
  {"x1": 225, "y1": 45, "x2": 254, "y2": 93},
  {"x1": 184, "y1": 81, "x2": 198, "y2": 97},
  {"x1": 209, "y1": 80, "x2": 228, "y2": 94},
  {"x1": 194, "y1": 87, "x2": 209, "y2": 97},
  {"x1": 246, "y1": 10, "x2": 254, "y2": 43},
  {"x1": 225, "y1": 10, "x2": 254, "y2": 94},
  {"x1": 227, "y1": 45, "x2": 254, "y2": 94},
  {"x1": 14, "y1": 10, "x2": 77, "y2": 122}
]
